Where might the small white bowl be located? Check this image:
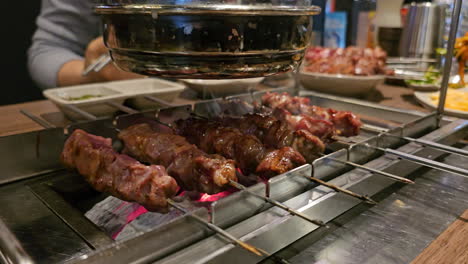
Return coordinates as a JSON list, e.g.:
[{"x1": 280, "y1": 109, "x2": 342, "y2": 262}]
[
  {"x1": 300, "y1": 71, "x2": 385, "y2": 97},
  {"x1": 43, "y1": 78, "x2": 185, "y2": 120},
  {"x1": 183, "y1": 78, "x2": 265, "y2": 97}
]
